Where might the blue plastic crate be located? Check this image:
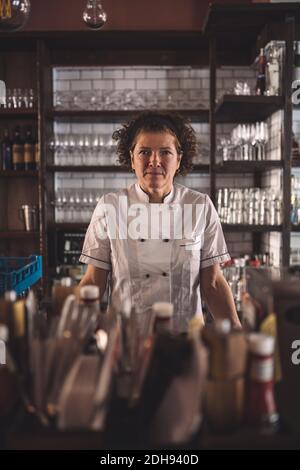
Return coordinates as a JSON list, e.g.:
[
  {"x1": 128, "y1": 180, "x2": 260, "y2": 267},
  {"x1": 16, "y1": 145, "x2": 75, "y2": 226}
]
[{"x1": 0, "y1": 255, "x2": 42, "y2": 296}]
